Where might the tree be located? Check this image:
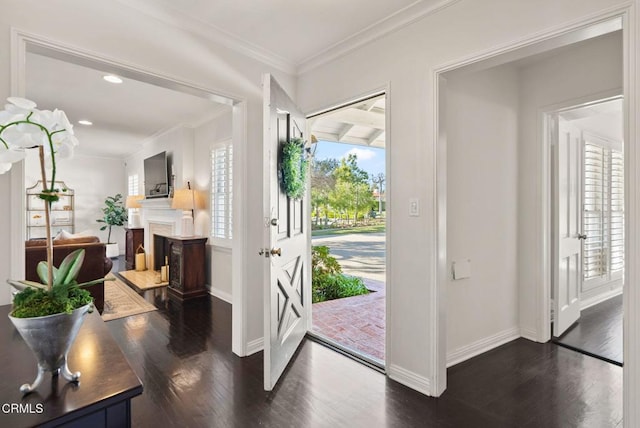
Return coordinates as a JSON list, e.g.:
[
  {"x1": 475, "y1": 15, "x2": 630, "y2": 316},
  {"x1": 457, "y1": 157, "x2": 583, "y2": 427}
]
[
  {"x1": 310, "y1": 158, "x2": 338, "y2": 224},
  {"x1": 330, "y1": 154, "x2": 374, "y2": 224},
  {"x1": 371, "y1": 172, "x2": 385, "y2": 214}
]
